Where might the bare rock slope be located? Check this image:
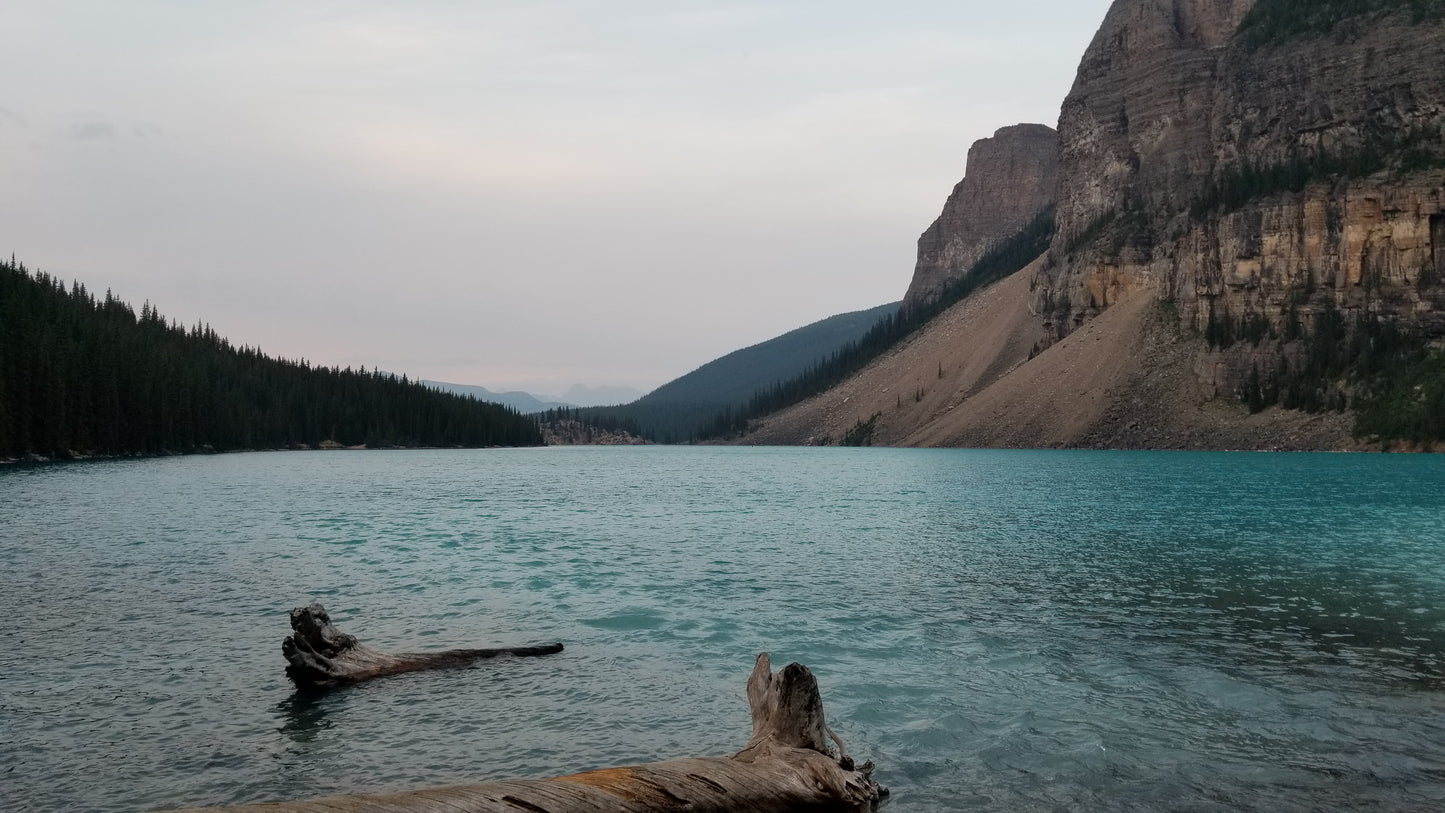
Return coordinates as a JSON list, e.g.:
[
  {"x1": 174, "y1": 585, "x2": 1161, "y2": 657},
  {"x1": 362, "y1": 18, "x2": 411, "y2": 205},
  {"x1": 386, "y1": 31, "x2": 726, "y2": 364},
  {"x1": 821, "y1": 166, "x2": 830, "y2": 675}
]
[{"x1": 743, "y1": 264, "x2": 1352, "y2": 450}]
